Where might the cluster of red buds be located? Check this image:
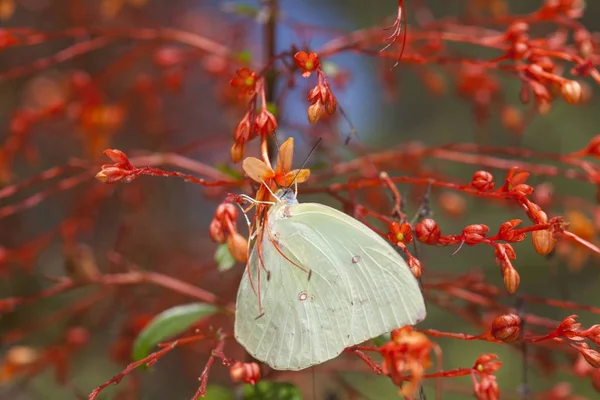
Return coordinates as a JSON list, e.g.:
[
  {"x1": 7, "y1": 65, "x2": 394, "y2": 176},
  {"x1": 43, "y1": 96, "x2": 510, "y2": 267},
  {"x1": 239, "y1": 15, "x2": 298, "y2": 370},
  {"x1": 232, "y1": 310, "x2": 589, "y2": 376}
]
[
  {"x1": 229, "y1": 69, "x2": 278, "y2": 163},
  {"x1": 379, "y1": 326, "x2": 434, "y2": 398},
  {"x1": 294, "y1": 51, "x2": 338, "y2": 124},
  {"x1": 209, "y1": 202, "x2": 247, "y2": 262},
  {"x1": 543, "y1": 315, "x2": 600, "y2": 368},
  {"x1": 95, "y1": 149, "x2": 137, "y2": 184},
  {"x1": 229, "y1": 361, "x2": 260, "y2": 385}
]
